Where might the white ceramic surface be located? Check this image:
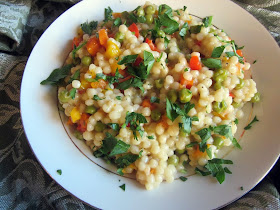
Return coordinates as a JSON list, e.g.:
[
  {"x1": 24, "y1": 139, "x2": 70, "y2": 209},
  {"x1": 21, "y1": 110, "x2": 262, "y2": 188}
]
[{"x1": 21, "y1": 0, "x2": 280, "y2": 209}]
